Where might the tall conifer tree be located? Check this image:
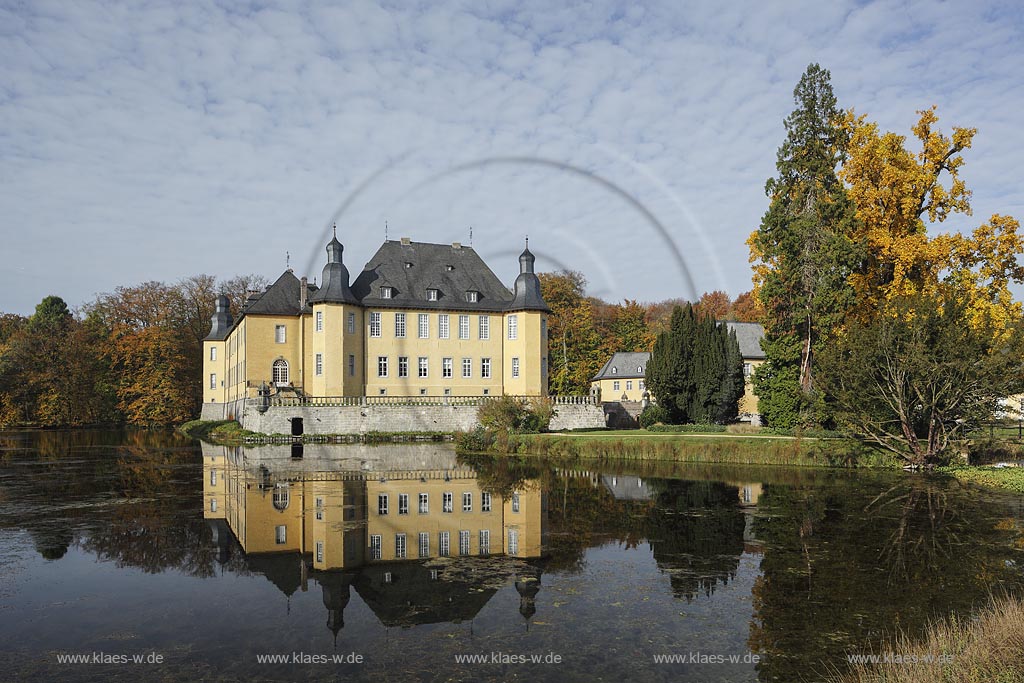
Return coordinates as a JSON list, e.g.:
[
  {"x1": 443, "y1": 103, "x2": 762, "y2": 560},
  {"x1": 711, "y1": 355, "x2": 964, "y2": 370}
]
[{"x1": 748, "y1": 63, "x2": 861, "y2": 429}]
